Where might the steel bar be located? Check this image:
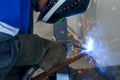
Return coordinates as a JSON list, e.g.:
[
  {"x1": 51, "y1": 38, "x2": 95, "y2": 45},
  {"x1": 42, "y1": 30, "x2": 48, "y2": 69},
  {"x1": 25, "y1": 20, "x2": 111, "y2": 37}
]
[{"x1": 33, "y1": 53, "x2": 85, "y2": 80}]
